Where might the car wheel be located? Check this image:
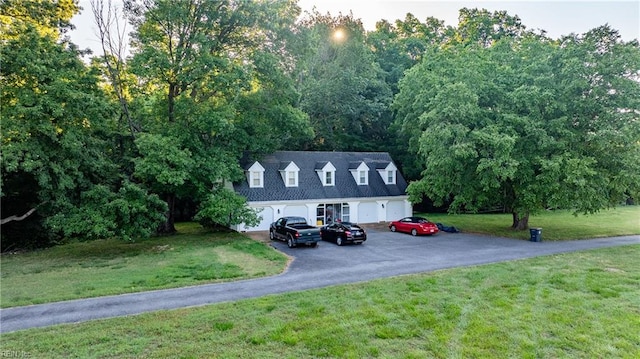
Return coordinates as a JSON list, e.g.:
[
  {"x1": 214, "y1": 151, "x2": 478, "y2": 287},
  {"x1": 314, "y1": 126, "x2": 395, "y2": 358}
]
[
  {"x1": 287, "y1": 235, "x2": 295, "y2": 248},
  {"x1": 269, "y1": 230, "x2": 275, "y2": 240},
  {"x1": 411, "y1": 229, "x2": 418, "y2": 236},
  {"x1": 390, "y1": 225, "x2": 396, "y2": 232},
  {"x1": 336, "y1": 237, "x2": 343, "y2": 246}
]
